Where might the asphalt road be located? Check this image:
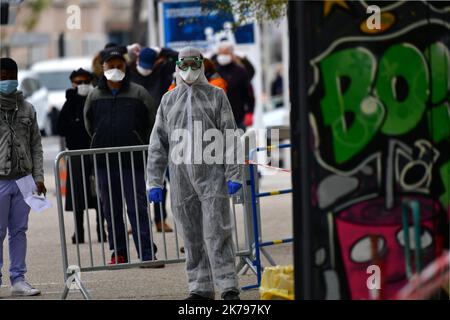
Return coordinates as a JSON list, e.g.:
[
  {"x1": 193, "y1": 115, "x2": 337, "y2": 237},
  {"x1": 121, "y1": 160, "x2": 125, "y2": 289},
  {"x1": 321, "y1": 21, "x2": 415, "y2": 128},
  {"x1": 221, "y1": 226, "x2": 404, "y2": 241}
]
[{"x1": 0, "y1": 137, "x2": 293, "y2": 300}]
